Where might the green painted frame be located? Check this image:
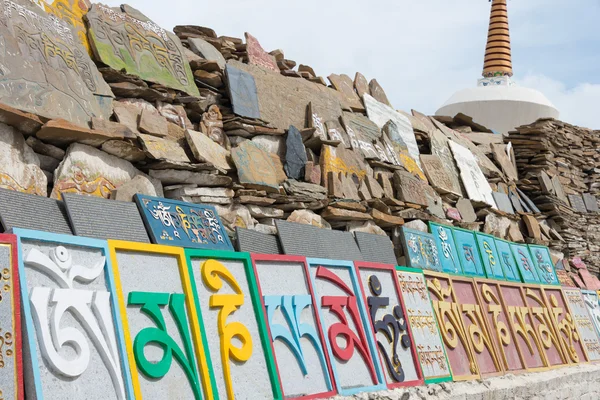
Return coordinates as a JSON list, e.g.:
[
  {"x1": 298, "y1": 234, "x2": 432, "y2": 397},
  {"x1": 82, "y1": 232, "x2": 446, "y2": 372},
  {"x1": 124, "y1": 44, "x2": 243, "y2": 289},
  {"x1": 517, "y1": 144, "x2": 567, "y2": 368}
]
[
  {"x1": 184, "y1": 249, "x2": 283, "y2": 400},
  {"x1": 395, "y1": 266, "x2": 453, "y2": 384}
]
